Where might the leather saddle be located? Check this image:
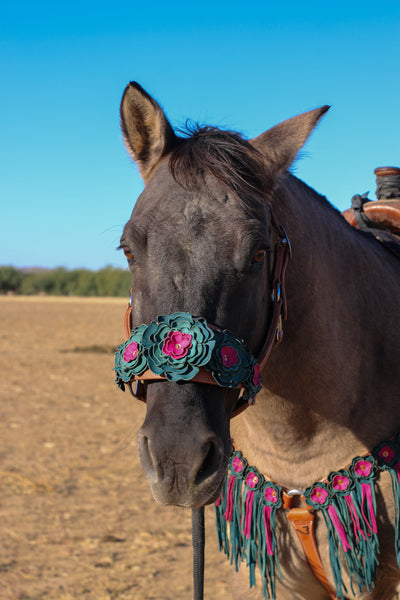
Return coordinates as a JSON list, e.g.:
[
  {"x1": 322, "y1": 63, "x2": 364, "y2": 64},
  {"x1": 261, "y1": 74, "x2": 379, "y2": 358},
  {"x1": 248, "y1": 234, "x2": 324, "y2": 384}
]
[{"x1": 342, "y1": 167, "x2": 400, "y2": 236}]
